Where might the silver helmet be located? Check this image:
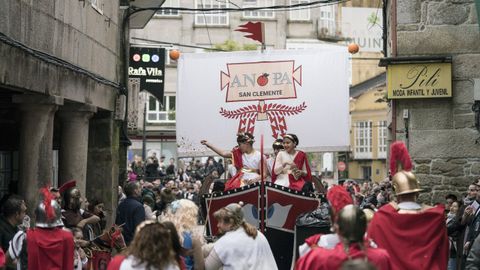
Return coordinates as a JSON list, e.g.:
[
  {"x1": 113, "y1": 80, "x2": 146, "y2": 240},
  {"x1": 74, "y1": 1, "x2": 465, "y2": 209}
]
[{"x1": 35, "y1": 199, "x2": 63, "y2": 228}]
